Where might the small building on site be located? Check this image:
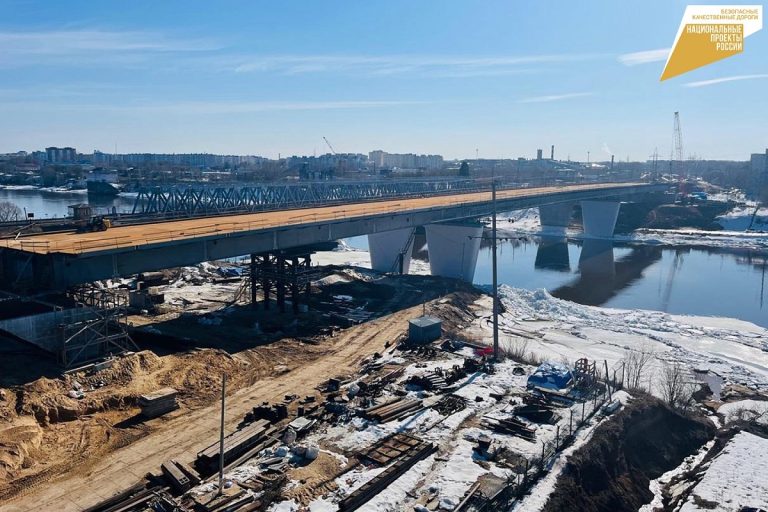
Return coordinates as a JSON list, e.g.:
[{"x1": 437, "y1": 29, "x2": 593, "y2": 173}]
[
  {"x1": 526, "y1": 362, "x2": 575, "y2": 393},
  {"x1": 408, "y1": 316, "x2": 442, "y2": 344}
]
